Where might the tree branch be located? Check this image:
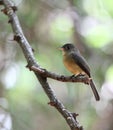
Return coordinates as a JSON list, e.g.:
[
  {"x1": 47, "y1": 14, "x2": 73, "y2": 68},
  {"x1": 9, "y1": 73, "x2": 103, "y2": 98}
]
[
  {"x1": 1, "y1": 0, "x2": 84, "y2": 130},
  {"x1": 30, "y1": 66, "x2": 89, "y2": 84}
]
